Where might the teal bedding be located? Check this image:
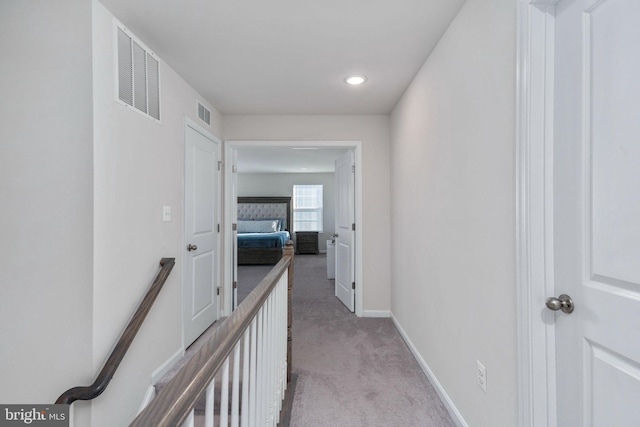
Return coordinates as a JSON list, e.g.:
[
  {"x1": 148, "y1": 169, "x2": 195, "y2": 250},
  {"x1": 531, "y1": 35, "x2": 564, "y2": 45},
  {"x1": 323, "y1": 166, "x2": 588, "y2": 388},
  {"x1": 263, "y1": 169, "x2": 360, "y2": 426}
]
[{"x1": 237, "y1": 231, "x2": 290, "y2": 248}]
